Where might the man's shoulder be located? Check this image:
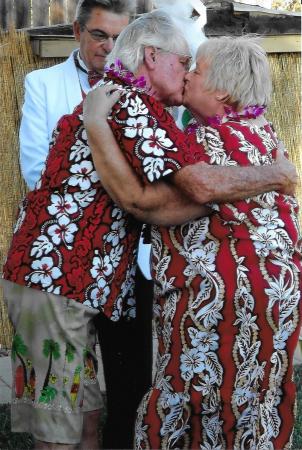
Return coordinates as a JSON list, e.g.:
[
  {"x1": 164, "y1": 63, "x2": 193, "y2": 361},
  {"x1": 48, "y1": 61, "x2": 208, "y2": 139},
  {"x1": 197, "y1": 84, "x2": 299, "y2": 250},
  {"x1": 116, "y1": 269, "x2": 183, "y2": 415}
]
[{"x1": 25, "y1": 51, "x2": 77, "y2": 82}]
